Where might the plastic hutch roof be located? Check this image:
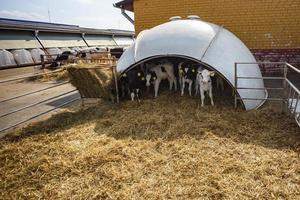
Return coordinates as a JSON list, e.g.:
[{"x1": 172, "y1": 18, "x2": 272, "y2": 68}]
[{"x1": 117, "y1": 17, "x2": 267, "y2": 110}]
